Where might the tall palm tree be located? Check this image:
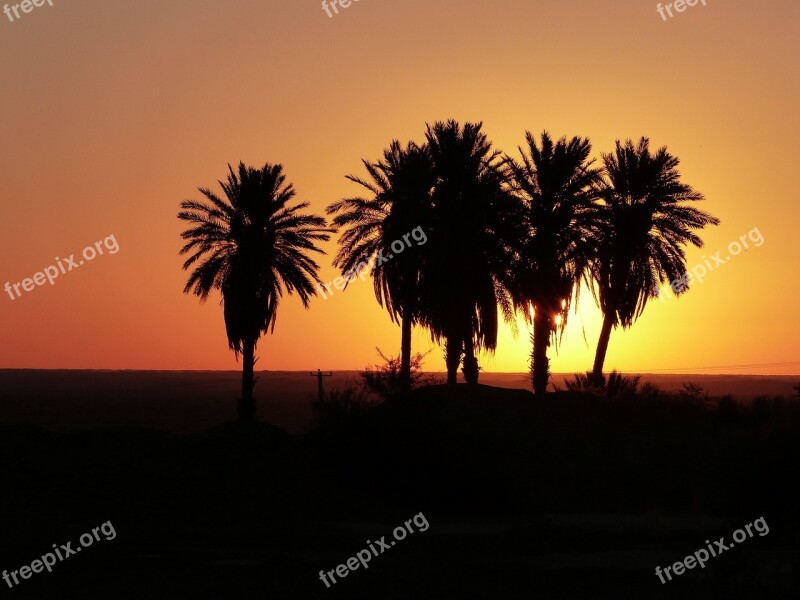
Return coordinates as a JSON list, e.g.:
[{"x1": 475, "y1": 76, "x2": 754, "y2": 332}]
[
  {"x1": 506, "y1": 131, "x2": 603, "y2": 396},
  {"x1": 327, "y1": 140, "x2": 435, "y2": 394},
  {"x1": 422, "y1": 120, "x2": 522, "y2": 385},
  {"x1": 589, "y1": 138, "x2": 719, "y2": 382},
  {"x1": 178, "y1": 162, "x2": 331, "y2": 421}
]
